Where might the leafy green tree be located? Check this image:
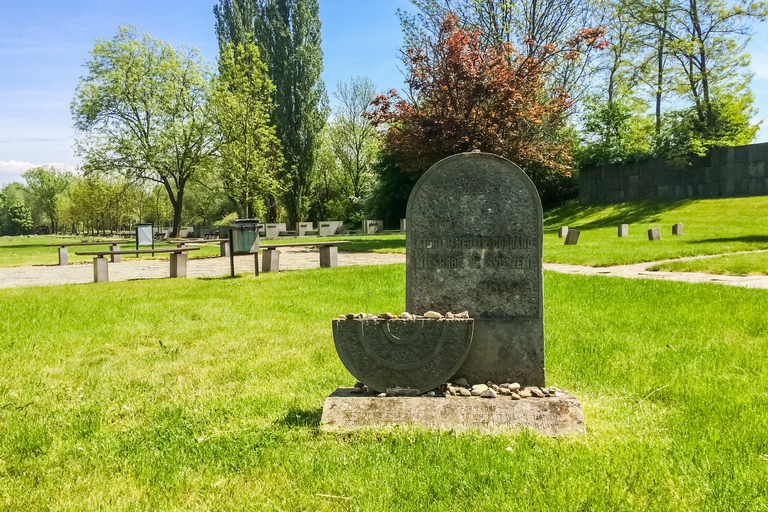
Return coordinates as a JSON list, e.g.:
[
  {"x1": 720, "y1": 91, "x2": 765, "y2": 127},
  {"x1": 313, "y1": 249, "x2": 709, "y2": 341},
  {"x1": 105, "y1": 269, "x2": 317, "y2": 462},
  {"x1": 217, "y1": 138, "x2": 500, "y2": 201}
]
[
  {"x1": 71, "y1": 26, "x2": 216, "y2": 237},
  {"x1": 328, "y1": 77, "x2": 380, "y2": 217},
  {"x1": 8, "y1": 202, "x2": 33, "y2": 235},
  {"x1": 215, "y1": 0, "x2": 329, "y2": 227},
  {"x1": 22, "y1": 165, "x2": 72, "y2": 233},
  {"x1": 211, "y1": 37, "x2": 283, "y2": 219}
]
